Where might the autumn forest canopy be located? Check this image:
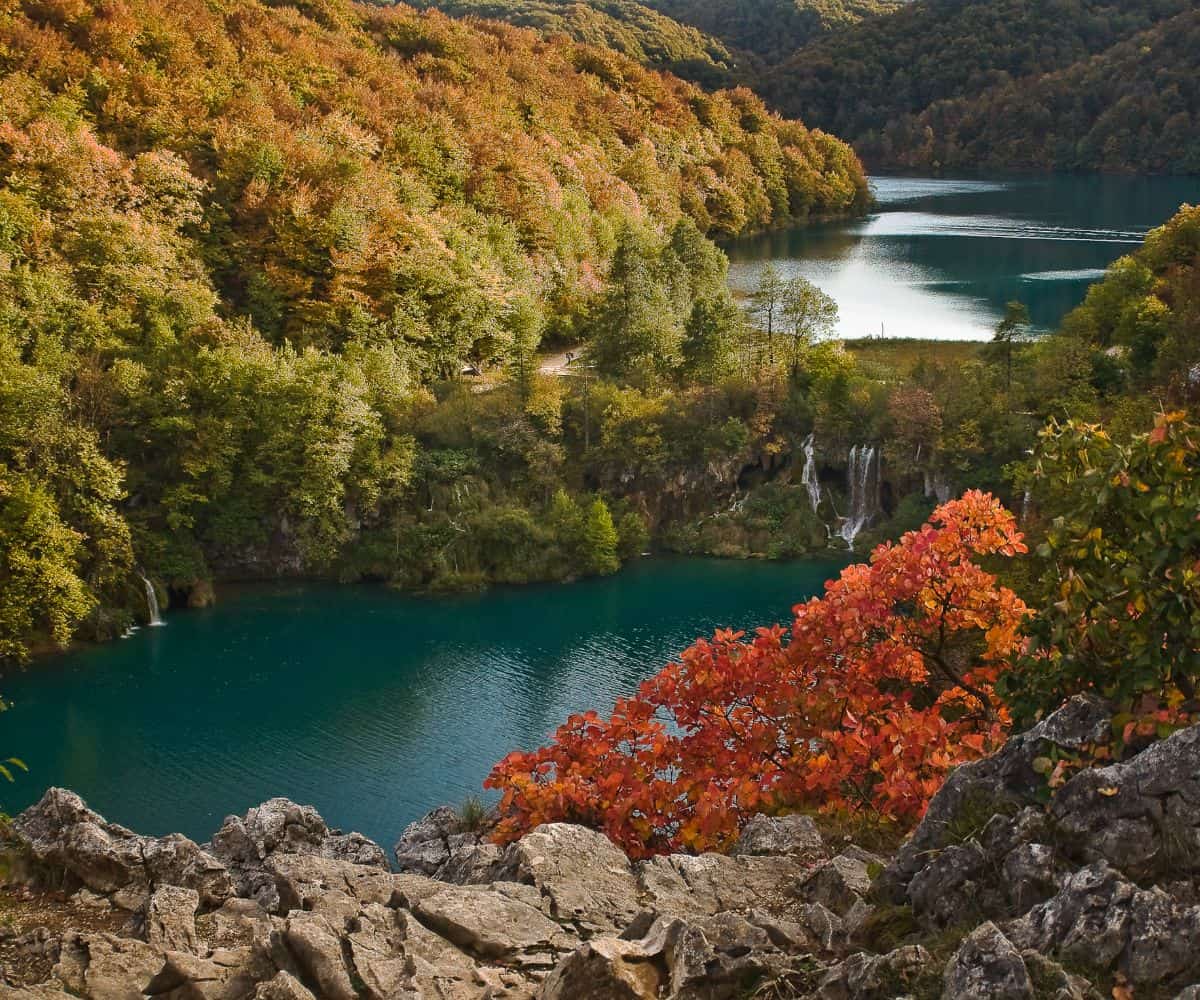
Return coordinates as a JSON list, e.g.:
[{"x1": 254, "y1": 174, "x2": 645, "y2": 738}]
[
  {"x1": 0, "y1": 0, "x2": 1199, "y2": 865},
  {"x1": 0, "y1": 0, "x2": 868, "y2": 659}
]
